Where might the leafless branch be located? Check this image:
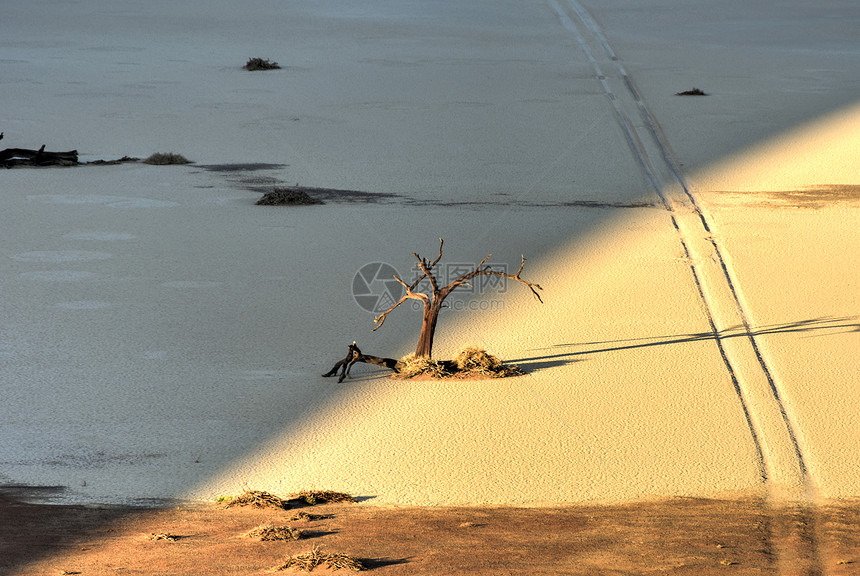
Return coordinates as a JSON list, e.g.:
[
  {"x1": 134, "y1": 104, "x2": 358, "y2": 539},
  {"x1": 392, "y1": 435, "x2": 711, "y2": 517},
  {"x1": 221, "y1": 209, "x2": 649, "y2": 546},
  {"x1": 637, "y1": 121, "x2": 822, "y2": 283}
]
[
  {"x1": 440, "y1": 254, "x2": 543, "y2": 303},
  {"x1": 409, "y1": 238, "x2": 445, "y2": 295},
  {"x1": 430, "y1": 238, "x2": 444, "y2": 269},
  {"x1": 414, "y1": 252, "x2": 439, "y2": 295},
  {"x1": 372, "y1": 274, "x2": 429, "y2": 331}
]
